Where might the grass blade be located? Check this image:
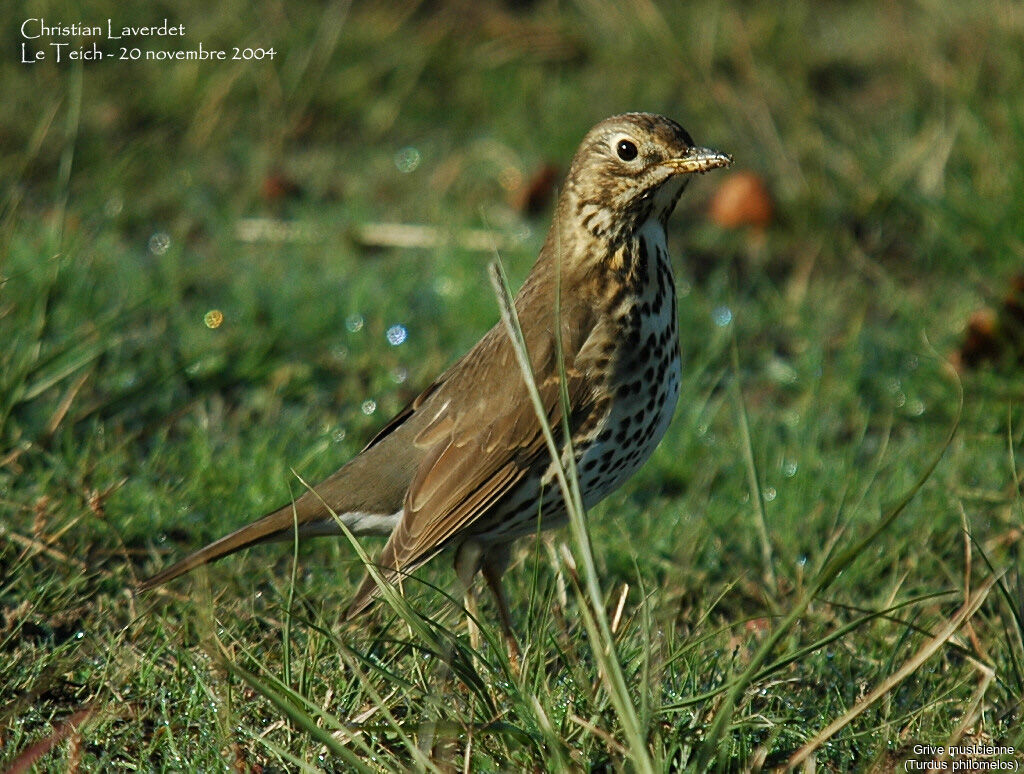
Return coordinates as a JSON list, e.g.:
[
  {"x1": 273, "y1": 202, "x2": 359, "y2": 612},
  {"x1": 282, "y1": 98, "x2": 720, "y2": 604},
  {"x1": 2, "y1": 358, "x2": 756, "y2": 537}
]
[{"x1": 488, "y1": 254, "x2": 654, "y2": 774}]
